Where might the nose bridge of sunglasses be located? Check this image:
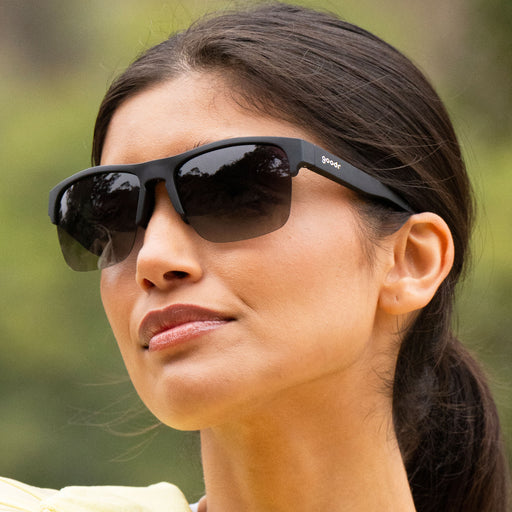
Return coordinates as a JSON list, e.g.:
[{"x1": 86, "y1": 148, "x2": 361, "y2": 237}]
[
  {"x1": 133, "y1": 158, "x2": 186, "y2": 226},
  {"x1": 136, "y1": 183, "x2": 187, "y2": 228}
]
